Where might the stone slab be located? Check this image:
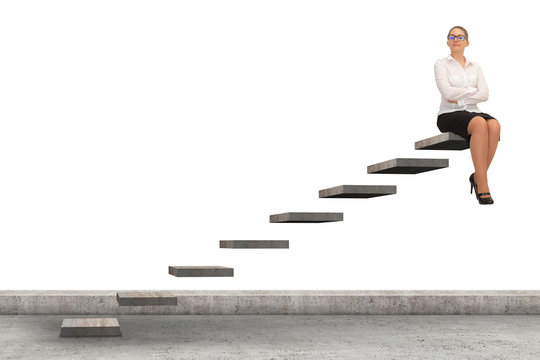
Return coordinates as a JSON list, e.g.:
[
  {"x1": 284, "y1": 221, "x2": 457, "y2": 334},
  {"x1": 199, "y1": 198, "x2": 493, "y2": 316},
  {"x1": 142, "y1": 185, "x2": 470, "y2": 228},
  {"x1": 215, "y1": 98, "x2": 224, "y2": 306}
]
[
  {"x1": 319, "y1": 185, "x2": 397, "y2": 198},
  {"x1": 60, "y1": 318, "x2": 121, "y2": 337},
  {"x1": 367, "y1": 158, "x2": 449, "y2": 174},
  {"x1": 5, "y1": 291, "x2": 540, "y2": 315},
  {"x1": 117, "y1": 291, "x2": 177, "y2": 306},
  {"x1": 220, "y1": 240, "x2": 289, "y2": 249},
  {"x1": 415, "y1": 132, "x2": 469, "y2": 150},
  {"x1": 169, "y1": 266, "x2": 234, "y2": 277},
  {"x1": 269, "y1": 212, "x2": 343, "y2": 223}
]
